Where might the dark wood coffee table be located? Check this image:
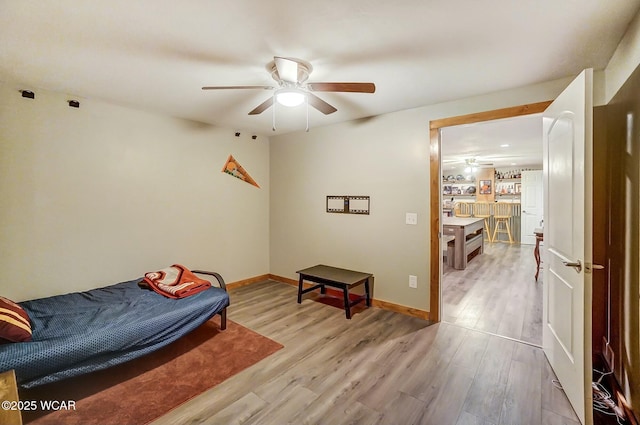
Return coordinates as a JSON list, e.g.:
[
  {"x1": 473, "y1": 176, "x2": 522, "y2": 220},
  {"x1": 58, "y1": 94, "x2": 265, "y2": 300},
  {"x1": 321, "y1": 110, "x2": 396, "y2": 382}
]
[{"x1": 296, "y1": 264, "x2": 372, "y2": 319}]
